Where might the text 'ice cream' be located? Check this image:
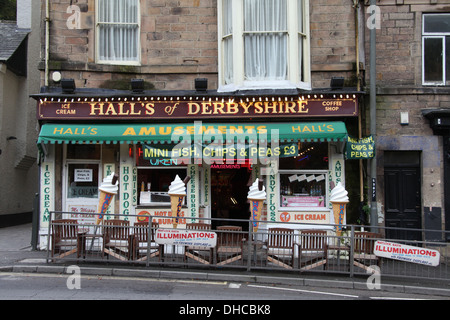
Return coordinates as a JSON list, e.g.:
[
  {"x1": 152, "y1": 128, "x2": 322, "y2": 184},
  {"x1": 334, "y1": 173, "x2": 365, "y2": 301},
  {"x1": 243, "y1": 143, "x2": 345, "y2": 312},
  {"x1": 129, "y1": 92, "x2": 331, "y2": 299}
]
[
  {"x1": 168, "y1": 175, "x2": 187, "y2": 196},
  {"x1": 247, "y1": 178, "x2": 266, "y2": 200},
  {"x1": 329, "y1": 182, "x2": 349, "y2": 203},
  {"x1": 99, "y1": 173, "x2": 119, "y2": 194}
]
